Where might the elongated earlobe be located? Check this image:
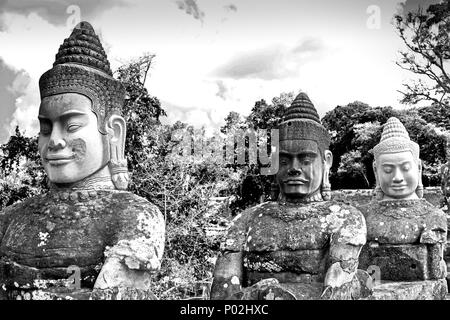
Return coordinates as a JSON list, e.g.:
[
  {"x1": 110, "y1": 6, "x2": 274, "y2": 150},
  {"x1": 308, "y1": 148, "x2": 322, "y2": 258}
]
[
  {"x1": 321, "y1": 150, "x2": 333, "y2": 201},
  {"x1": 373, "y1": 161, "x2": 384, "y2": 200},
  {"x1": 107, "y1": 114, "x2": 129, "y2": 190},
  {"x1": 416, "y1": 159, "x2": 424, "y2": 199}
]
